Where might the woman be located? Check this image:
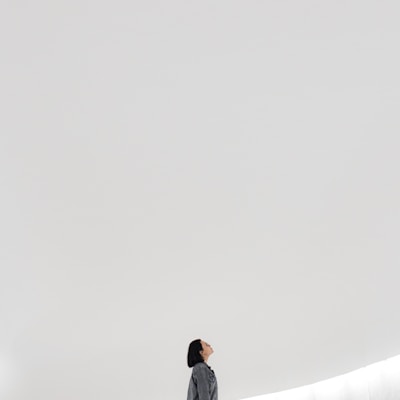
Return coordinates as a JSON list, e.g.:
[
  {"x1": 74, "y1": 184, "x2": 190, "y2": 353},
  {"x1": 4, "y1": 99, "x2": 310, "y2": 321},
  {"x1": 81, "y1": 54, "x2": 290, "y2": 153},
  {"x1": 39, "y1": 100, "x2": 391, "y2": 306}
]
[{"x1": 187, "y1": 339, "x2": 218, "y2": 400}]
